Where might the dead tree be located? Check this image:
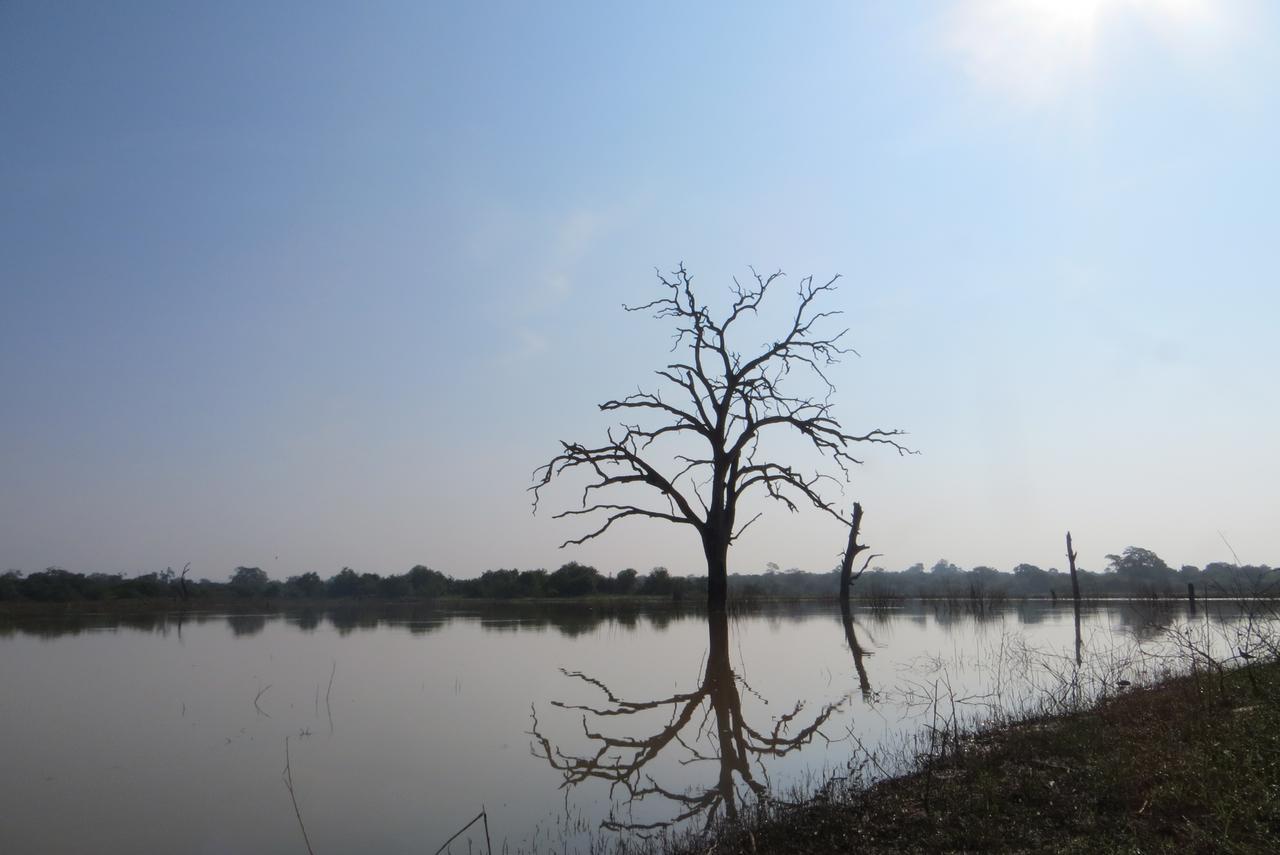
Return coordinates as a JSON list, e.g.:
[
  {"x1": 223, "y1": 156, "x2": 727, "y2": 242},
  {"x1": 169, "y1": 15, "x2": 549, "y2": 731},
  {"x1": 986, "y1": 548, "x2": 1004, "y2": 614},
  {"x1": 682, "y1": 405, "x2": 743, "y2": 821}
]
[
  {"x1": 838, "y1": 501, "x2": 880, "y2": 602},
  {"x1": 533, "y1": 265, "x2": 911, "y2": 610},
  {"x1": 1066, "y1": 532, "x2": 1083, "y2": 666}
]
